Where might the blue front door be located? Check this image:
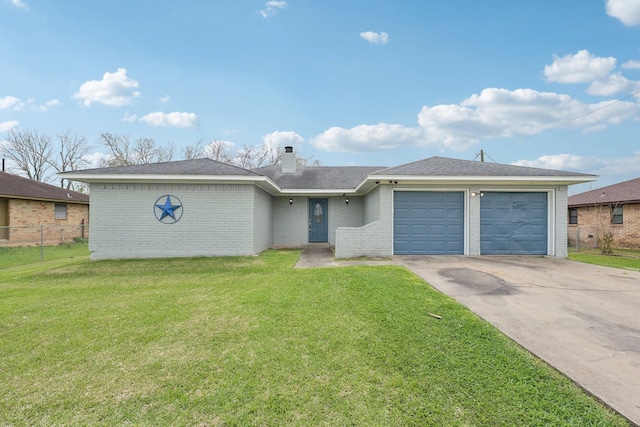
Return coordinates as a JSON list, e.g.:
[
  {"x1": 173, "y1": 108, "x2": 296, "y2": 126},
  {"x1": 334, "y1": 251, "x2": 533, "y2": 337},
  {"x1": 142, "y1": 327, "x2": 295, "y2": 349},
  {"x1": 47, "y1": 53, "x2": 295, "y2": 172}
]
[{"x1": 309, "y1": 198, "x2": 328, "y2": 242}]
